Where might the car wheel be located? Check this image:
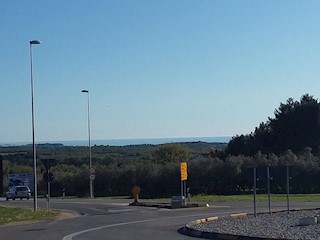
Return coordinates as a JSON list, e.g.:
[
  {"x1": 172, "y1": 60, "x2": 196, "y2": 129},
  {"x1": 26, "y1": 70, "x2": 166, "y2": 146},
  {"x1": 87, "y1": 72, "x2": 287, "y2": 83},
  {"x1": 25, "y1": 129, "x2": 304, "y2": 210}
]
[{"x1": 6, "y1": 197, "x2": 9, "y2": 201}]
